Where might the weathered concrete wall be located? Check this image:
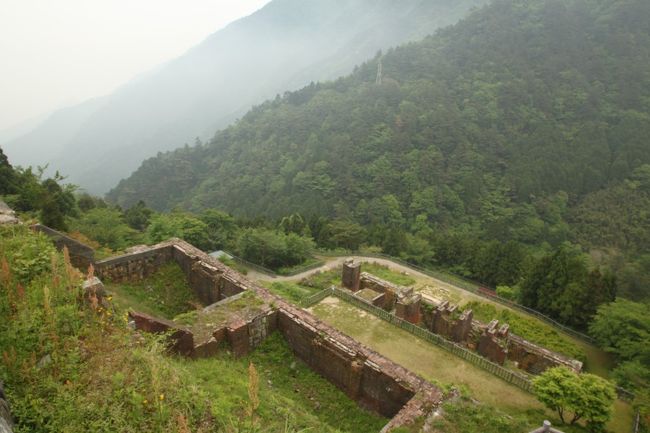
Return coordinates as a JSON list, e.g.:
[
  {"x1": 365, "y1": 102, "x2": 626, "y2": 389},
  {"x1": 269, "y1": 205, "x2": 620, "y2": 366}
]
[
  {"x1": 95, "y1": 245, "x2": 173, "y2": 282},
  {"x1": 226, "y1": 309, "x2": 278, "y2": 357},
  {"x1": 476, "y1": 320, "x2": 509, "y2": 365},
  {"x1": 430, "y1": 301, "x2": 473, "y2": 344},
  {"x1": 359, "y1": 272, "x2": 411, "y2": 311},
  {"x1": 395, "y1": 293, "x2": 421, "y2": 324},
  {"x1": 508, "y1": 335, "x2": 583, "y2": 374},
  {"x1": 277, "y1": 308, "x2": 441, "y2": 419},
  {"x1": 350, "y1": 265, "x2": 582, "y2": 374},
  {"x1": 95, "y1": 240, "x2": 246, "y2": 306},
  {"x1": 31, "y1": 224, "x2": 94, "y2": 270}
]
